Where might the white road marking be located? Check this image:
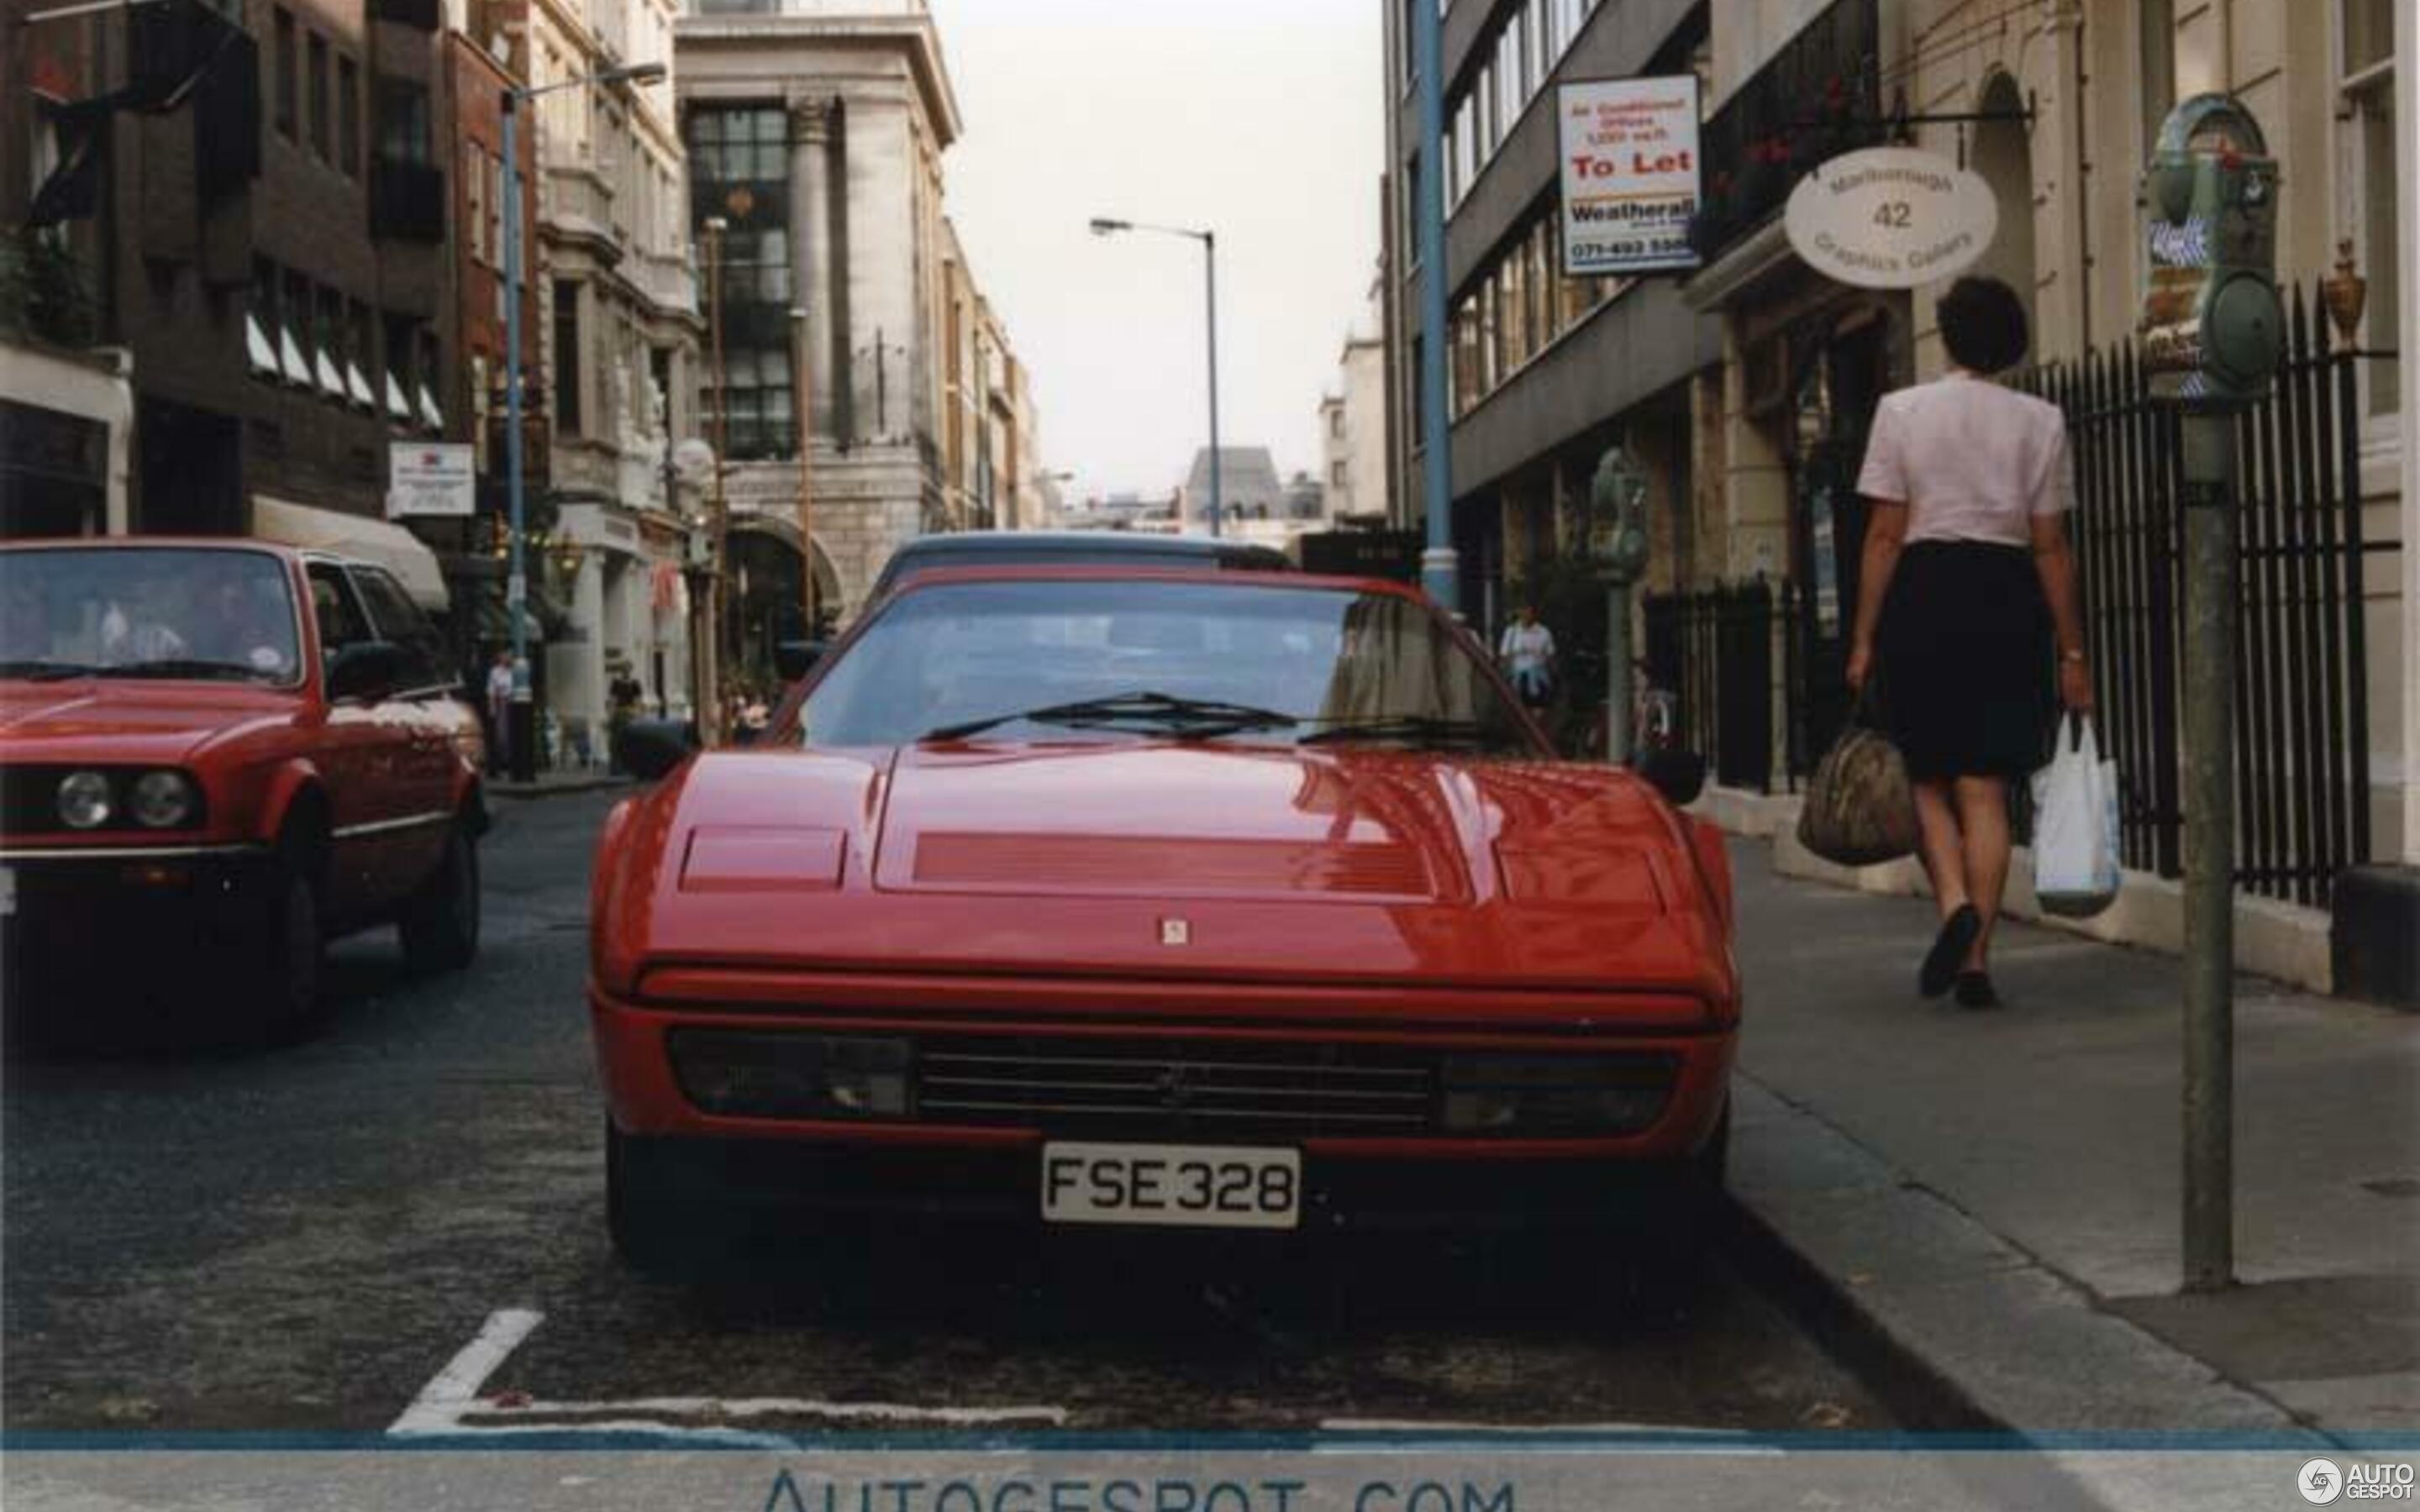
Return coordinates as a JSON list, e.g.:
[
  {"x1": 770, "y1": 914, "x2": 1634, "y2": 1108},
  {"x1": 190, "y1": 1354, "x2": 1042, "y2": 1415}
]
[
  {"x1": 460, "y1": 1395, "x2": 1071, "y2": 1429},
  {"x1": 390, "y1": 1308, "x2": 1069, "y2": 1441},
  {"x1": 388, "y1": 1309, "x2": 545, "y2": 1435},
  {"x1": 1317, "y1": 1420, "x2": 1786, "y2": 1454}
]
